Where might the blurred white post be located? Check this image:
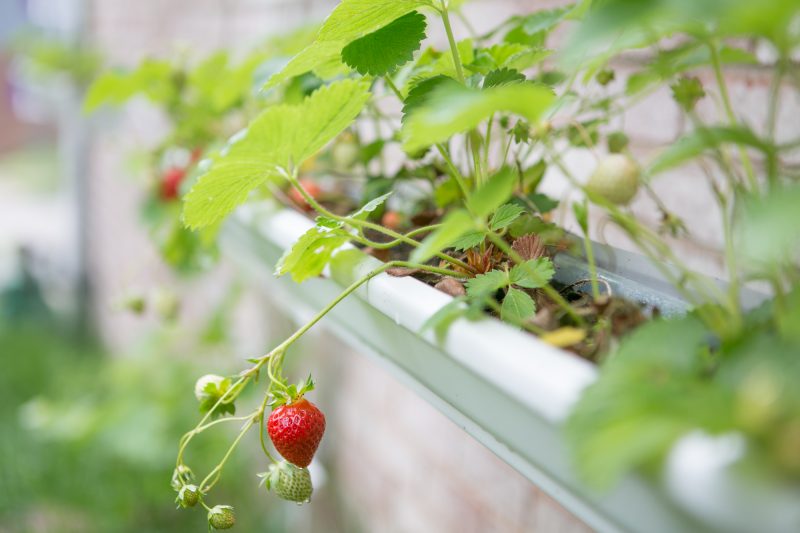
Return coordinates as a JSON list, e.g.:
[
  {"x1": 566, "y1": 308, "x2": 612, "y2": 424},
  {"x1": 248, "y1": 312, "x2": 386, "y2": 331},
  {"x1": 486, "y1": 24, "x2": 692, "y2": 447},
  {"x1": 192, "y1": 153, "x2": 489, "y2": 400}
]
[{"x1": 28, "y1": 0, "x2": 94, "y2": 337}]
